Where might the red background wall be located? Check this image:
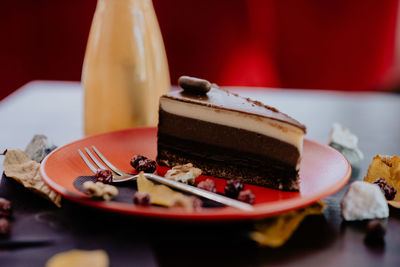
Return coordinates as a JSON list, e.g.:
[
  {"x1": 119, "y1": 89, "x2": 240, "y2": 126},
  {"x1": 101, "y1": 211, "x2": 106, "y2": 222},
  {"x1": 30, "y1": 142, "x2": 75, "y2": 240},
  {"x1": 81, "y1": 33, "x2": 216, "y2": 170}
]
[{"x1": 0, "y1": 0, "x2": 399, "y2": 101}]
